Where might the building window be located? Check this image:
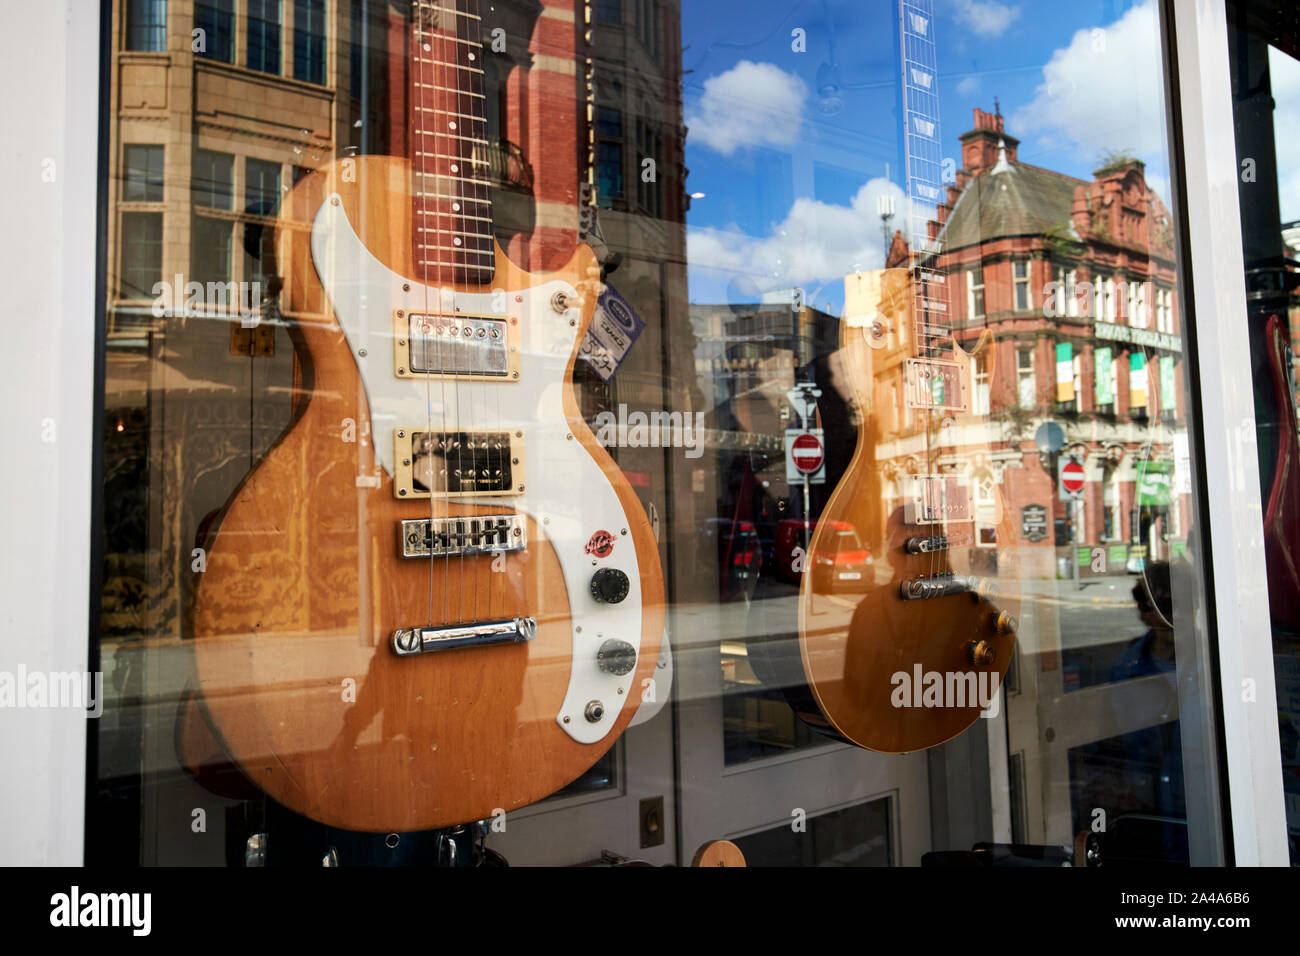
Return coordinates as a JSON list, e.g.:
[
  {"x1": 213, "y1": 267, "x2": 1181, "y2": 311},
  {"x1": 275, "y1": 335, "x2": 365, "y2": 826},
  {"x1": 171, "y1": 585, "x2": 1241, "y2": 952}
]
[
  {"x1": 126, "y1": 0, "x2": 167, "y2": 52},
  {"x1": 192, "y1": 149, "x2": 234, "y2": 209},
  {"x1": 1013, "y1": 260, "x2": 1031, "y2": 311},
  {"x1": 245, "y1": 158, "x2": 281, "y2": 217},
  {"x1": 1126, "y1": 279, "x2": 1148, "y2": 327},
  {"x1": 596, "y1": 107, "x2": 624, "y2": 208},
  {"x1": 123, "y1": 145, "x2": 164, "y2": 202},
  {"x1": 1129, "y1": 351, "x2": 1148, "y2": 415},
  {"x1": 638, "y1": 0, "x2": 659, "y2": 56},
  {"x1": 1102, "y1": 276, "x2": 1116, "y2": 321},
  {"x1": 119, "y1": 212, "x2": 163, "y2": 299},
  {"x1": 972, "y1": 352, "x2": 990, "y2": 415},
  {"x1": 194, "y1": 0, "x2": 234, "y2": 63},
  {"x1": 596, "y1": 0, "x2": 622, "y2": 25},
  {"x1": 247, "y1": 0, "x2": 282, "y2": 75},
  {"x1": 191, "y1": 216, "x2": 232, "y2": 288},
  {"x1": 293, "y1": 0, "x2": 326, "y2": 85},
  {"x1": 967, "y1": 266, "x2": 985, "y2": 319},
  {"x1": 1052, "y1": 264, "x2": 1077, "y2": 316},
  {"x1": 1103, "y1": 465, "x2": 1121, "y2": 541},
  {"x1": 1094, "y1": 346, "x2": 1116, "y2": 415},
  {"x1": 1156, "y1": 287, "x2": 1173, "y2": 333},
  {"x1": 1017, "y1": 345, "x2": 1036, "y2": 409}
]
